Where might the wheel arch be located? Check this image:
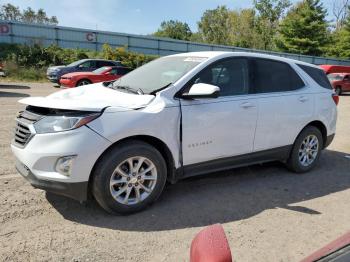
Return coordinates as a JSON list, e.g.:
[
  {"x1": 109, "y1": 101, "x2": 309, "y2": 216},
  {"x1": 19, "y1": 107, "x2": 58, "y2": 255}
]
[
  {"x1": 88, "y1": 135, "x2": 177, "y2": 195},
  {"x1": 76, "y1": 78, "x2": 92, "y2": 86},
  {"x1": 298, "y1": 120, "x2": 328, "y2": 148}
]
